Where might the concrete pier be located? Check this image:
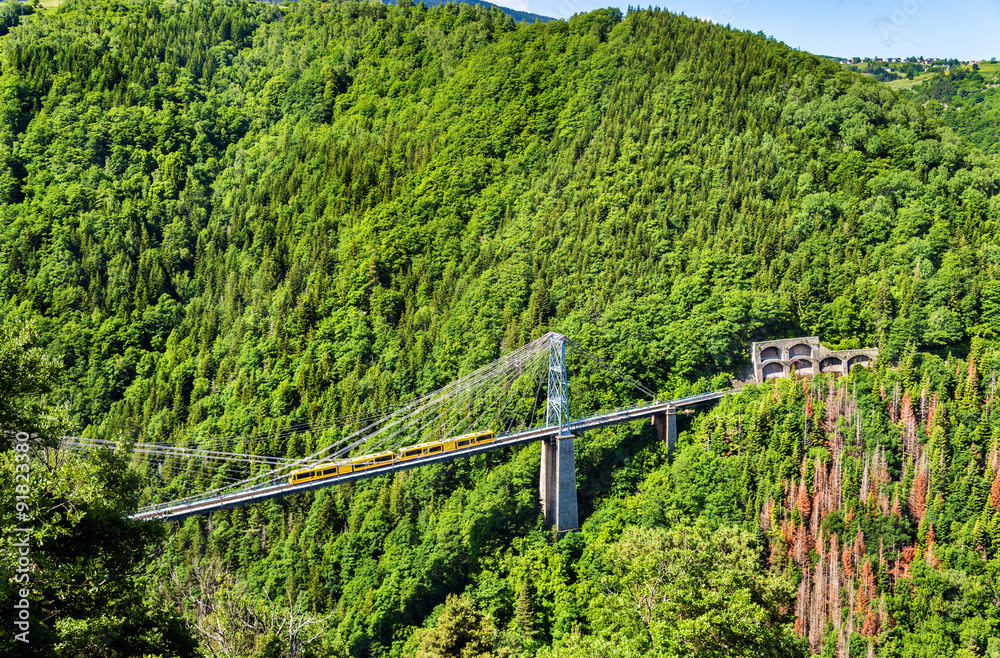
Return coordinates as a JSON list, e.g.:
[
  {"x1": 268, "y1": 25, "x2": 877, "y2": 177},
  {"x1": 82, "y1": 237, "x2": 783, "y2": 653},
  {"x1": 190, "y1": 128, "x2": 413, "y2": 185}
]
[
  {"x1": 652, "y1": 406, "x2": 678, "y2": 457},
  {"x1": 540, "y1": 431, "x2": 578, "y2": 532}
]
